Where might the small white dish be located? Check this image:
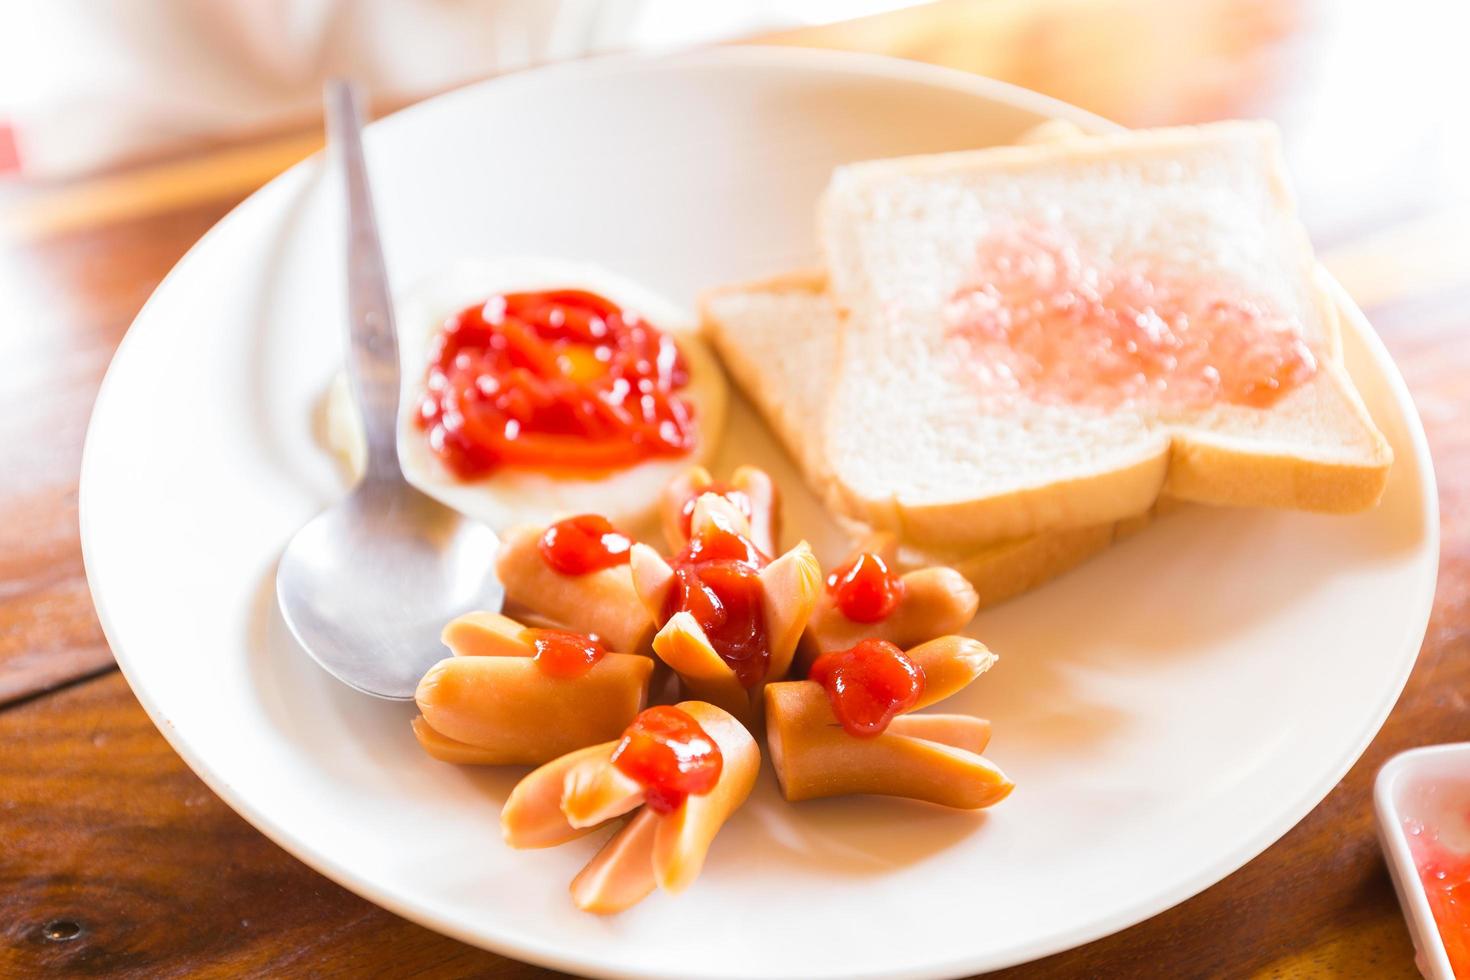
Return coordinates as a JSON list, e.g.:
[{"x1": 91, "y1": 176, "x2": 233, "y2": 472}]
[{"x1": 1376, "y1": 744, "x2": 1470, "y2": 980}]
